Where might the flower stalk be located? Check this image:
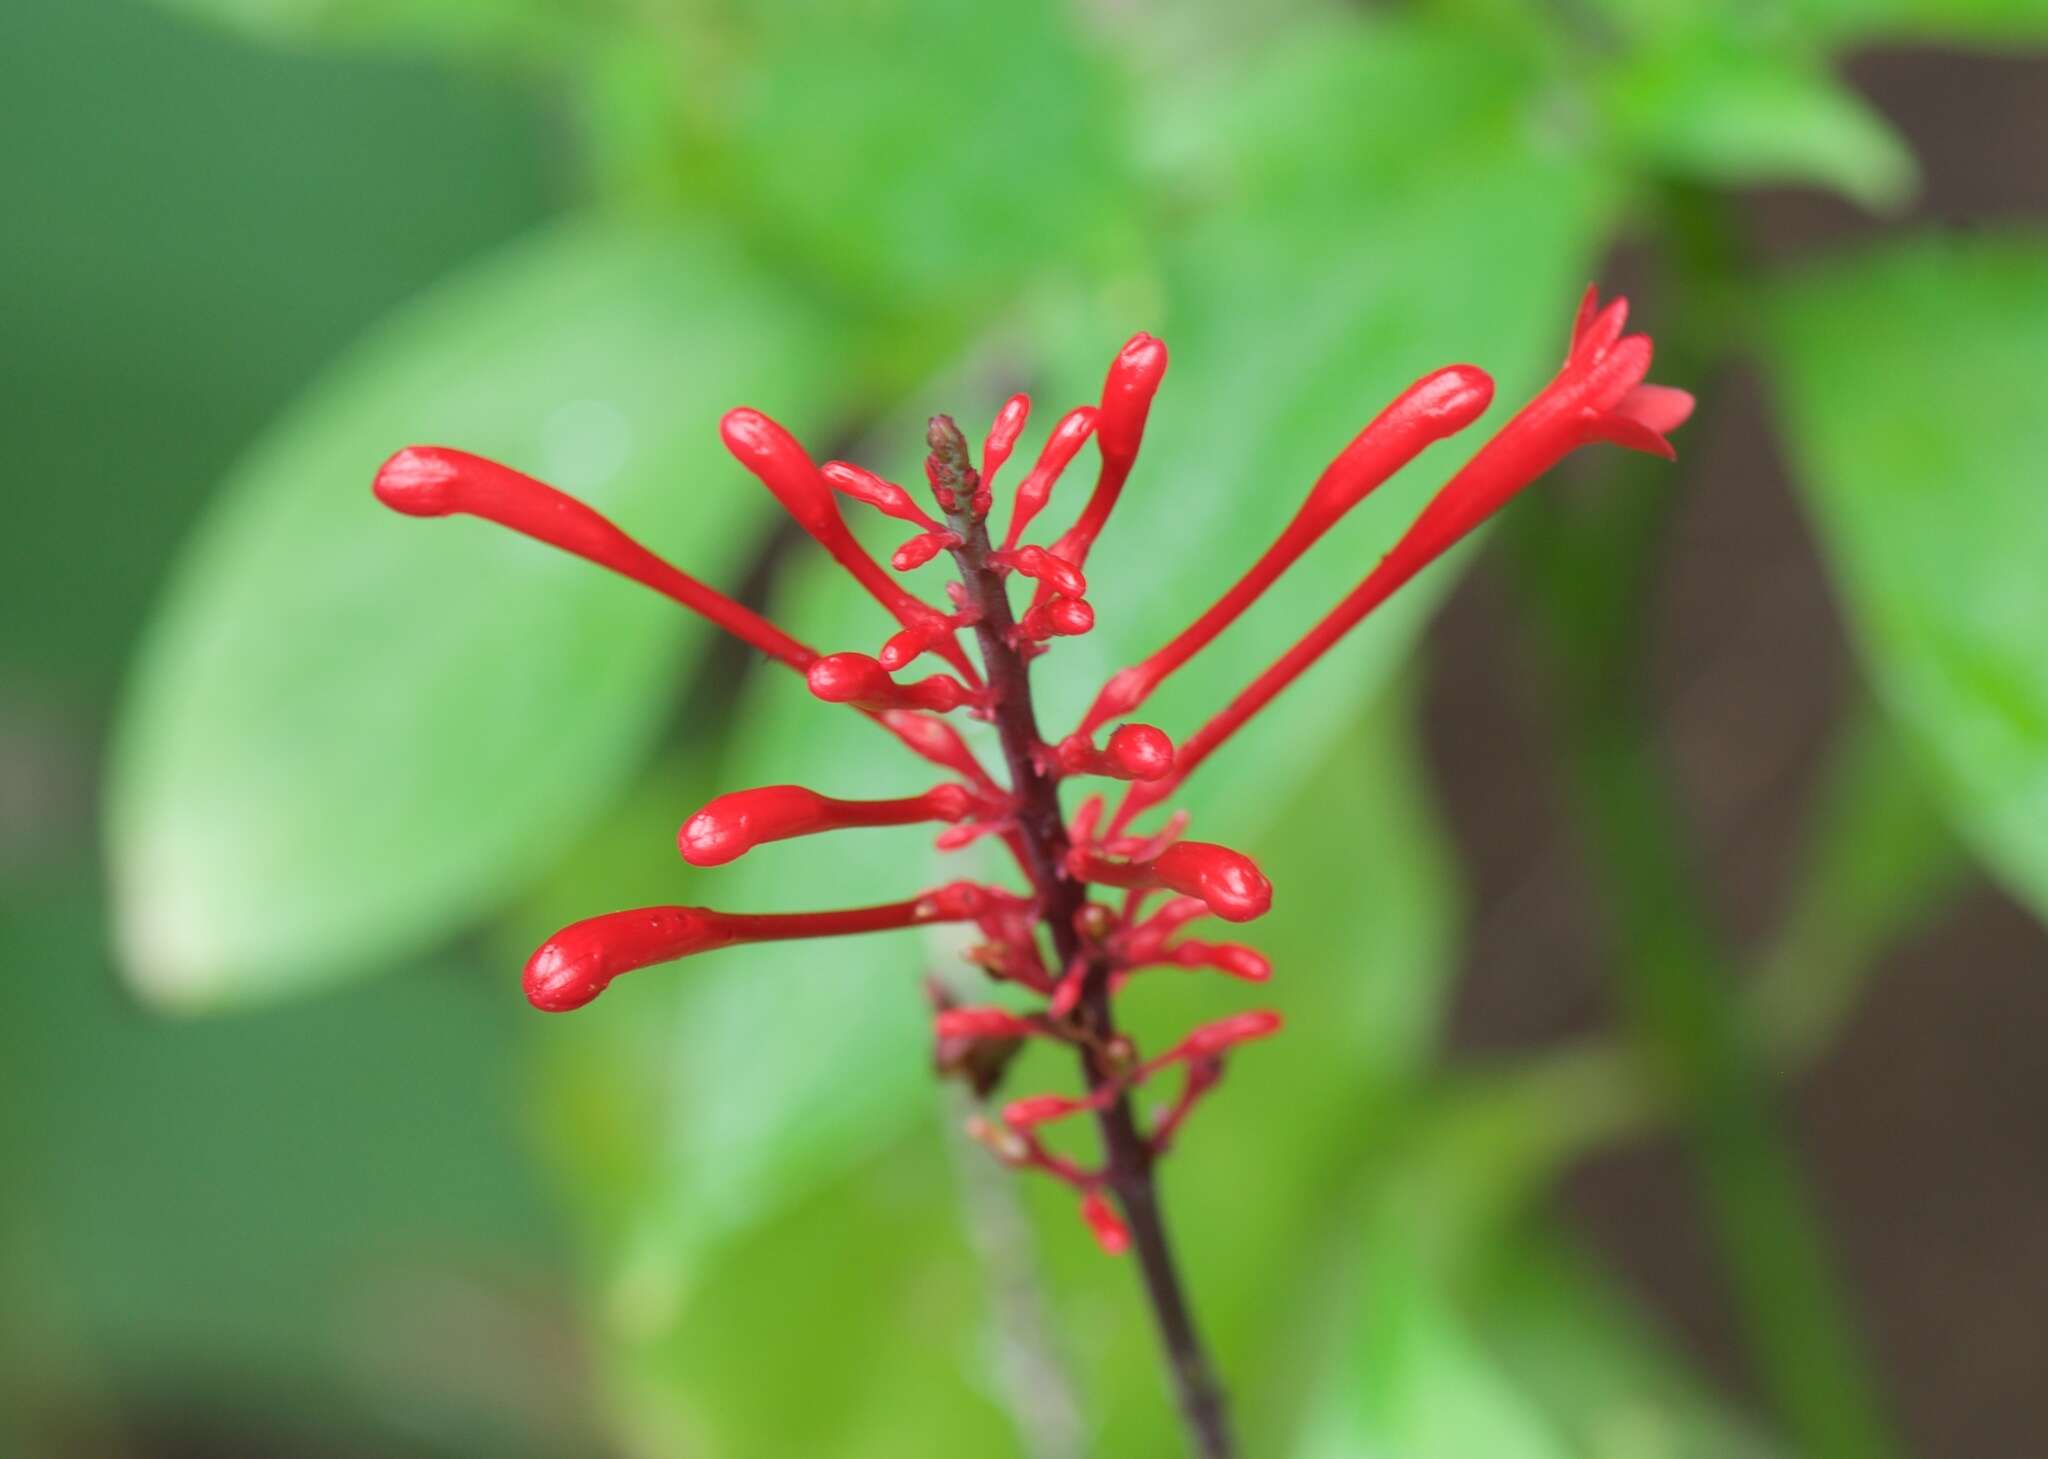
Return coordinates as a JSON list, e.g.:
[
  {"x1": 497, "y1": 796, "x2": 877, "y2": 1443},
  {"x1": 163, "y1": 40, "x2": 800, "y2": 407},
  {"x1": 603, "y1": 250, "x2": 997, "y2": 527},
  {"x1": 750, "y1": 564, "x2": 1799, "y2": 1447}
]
[{"x1": 371, "y1": 288, "x2": 1690, "y2": 1459}]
